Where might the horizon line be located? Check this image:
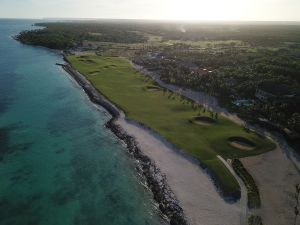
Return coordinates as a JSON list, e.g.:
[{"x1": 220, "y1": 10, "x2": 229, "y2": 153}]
[{"x1": 1, "y1": 17, "x2": 300, "y2": 23}]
